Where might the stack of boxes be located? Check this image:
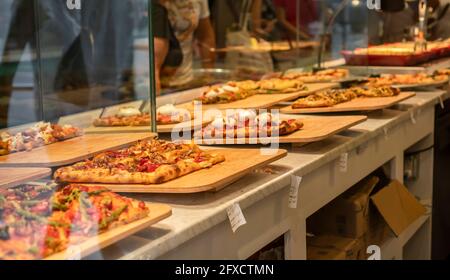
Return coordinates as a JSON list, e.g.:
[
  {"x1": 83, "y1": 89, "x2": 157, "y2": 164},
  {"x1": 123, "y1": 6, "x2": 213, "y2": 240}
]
[{"x1": 306, "y1": 169, "x2": 426, "y2": 260}]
